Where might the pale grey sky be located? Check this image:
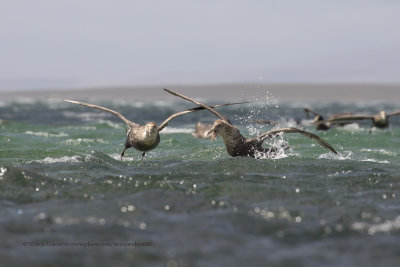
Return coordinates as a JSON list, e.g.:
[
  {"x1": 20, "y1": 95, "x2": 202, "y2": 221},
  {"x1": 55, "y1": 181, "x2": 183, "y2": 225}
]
[{"x1": 1, "y1": 0, "x2": 399, "y2": 91}]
